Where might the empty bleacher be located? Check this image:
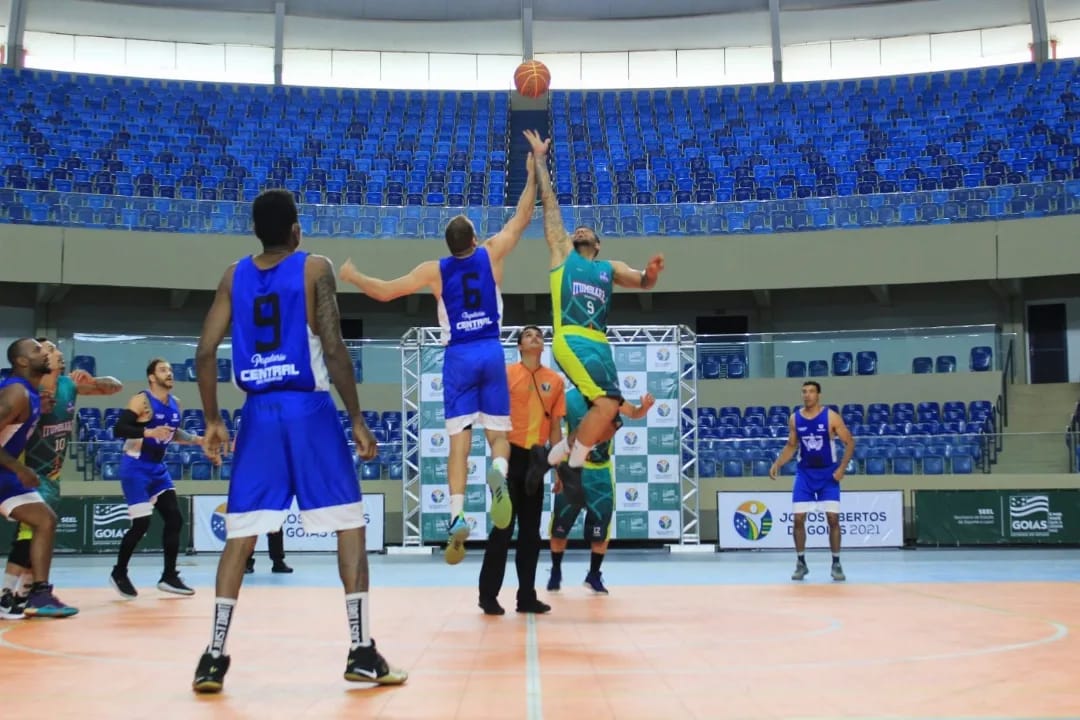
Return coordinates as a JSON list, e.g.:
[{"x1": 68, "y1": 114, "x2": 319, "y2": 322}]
[
  {"x1": 690, "y1": 399, "x2": 998, "y2": 477},
  {"x1": 0, "y1": 61, "x2": 1079, "y2": 236}
]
